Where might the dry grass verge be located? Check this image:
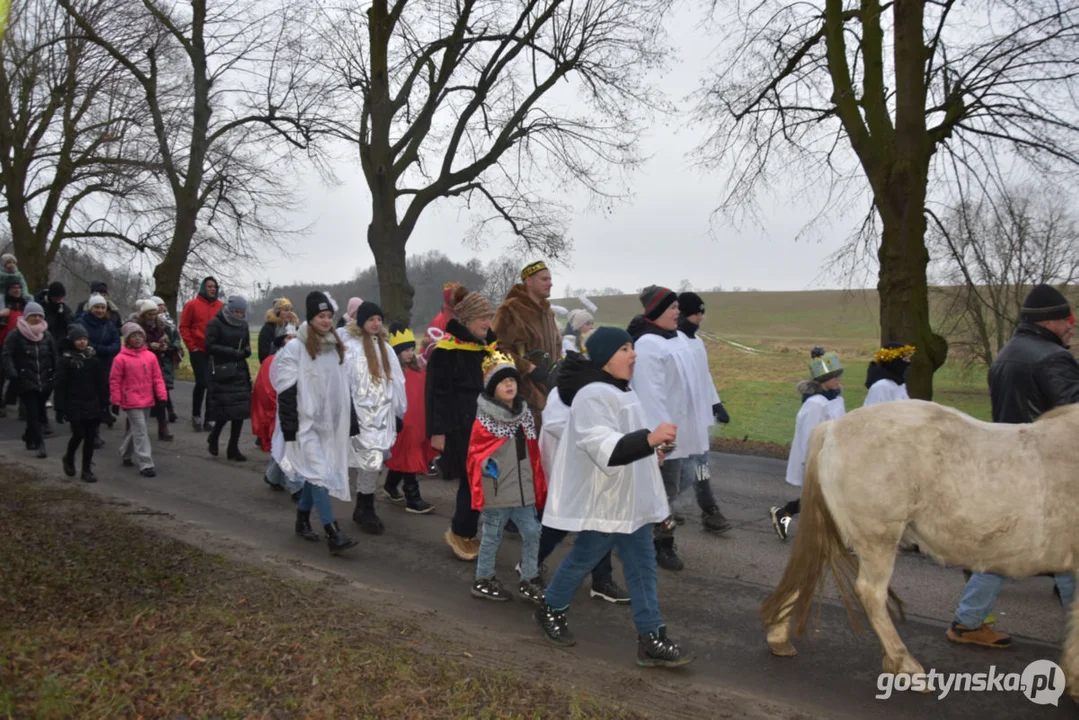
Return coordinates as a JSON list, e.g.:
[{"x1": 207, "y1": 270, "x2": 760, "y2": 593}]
[{"x1": 0, "y1": 465, "x2": 643, "y2": 720}]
